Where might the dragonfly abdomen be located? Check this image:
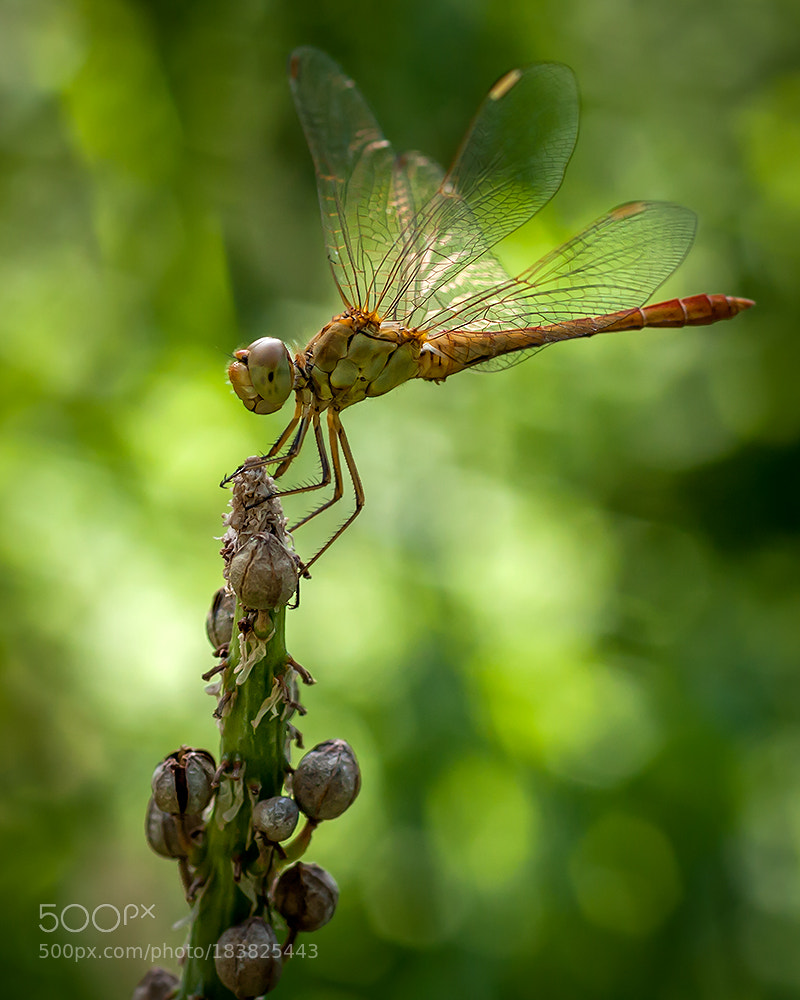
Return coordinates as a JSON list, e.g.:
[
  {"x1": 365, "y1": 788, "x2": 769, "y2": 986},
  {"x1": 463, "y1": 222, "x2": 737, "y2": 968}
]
[
  {"x1": 415, "y1": 293, "x2": 755, "y2": 379},
  {"x1": 599, "y1": 294, "x2": 755, "y2": 333}
]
